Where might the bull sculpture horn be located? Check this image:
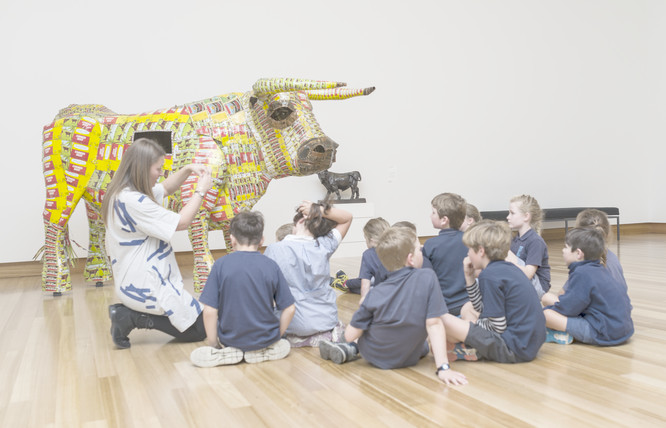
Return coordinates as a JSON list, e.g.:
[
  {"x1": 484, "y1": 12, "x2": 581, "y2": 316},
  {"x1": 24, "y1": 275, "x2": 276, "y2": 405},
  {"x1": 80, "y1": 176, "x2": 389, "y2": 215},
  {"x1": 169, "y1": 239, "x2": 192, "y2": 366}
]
[
  {"x1": 253, "y1": 78, "x2": 346, "y2": 96},
  {"x1": 305, "y1": 86, "x2": 376, "y2": 100}
]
